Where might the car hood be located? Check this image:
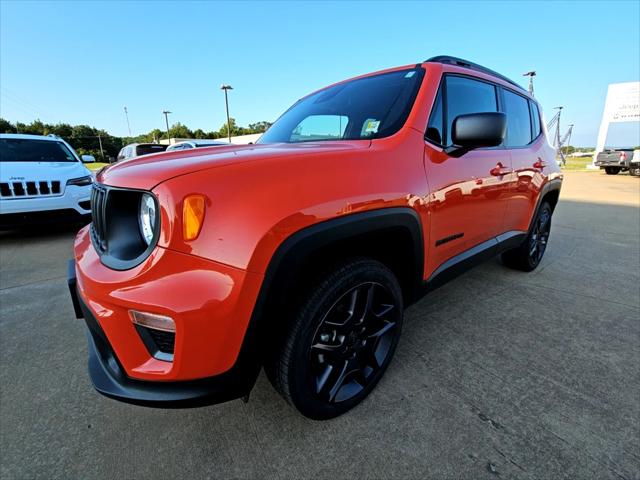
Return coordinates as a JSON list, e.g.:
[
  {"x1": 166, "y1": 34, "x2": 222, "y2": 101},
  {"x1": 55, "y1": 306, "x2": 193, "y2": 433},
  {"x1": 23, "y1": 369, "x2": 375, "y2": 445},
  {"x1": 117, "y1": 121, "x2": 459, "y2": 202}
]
[
  {"x1": 97, "y1": 141, "x2": 371, "y2": 190},
  {"x1": 0, "y1": 161, "x2": 90, "y2": 182}
]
